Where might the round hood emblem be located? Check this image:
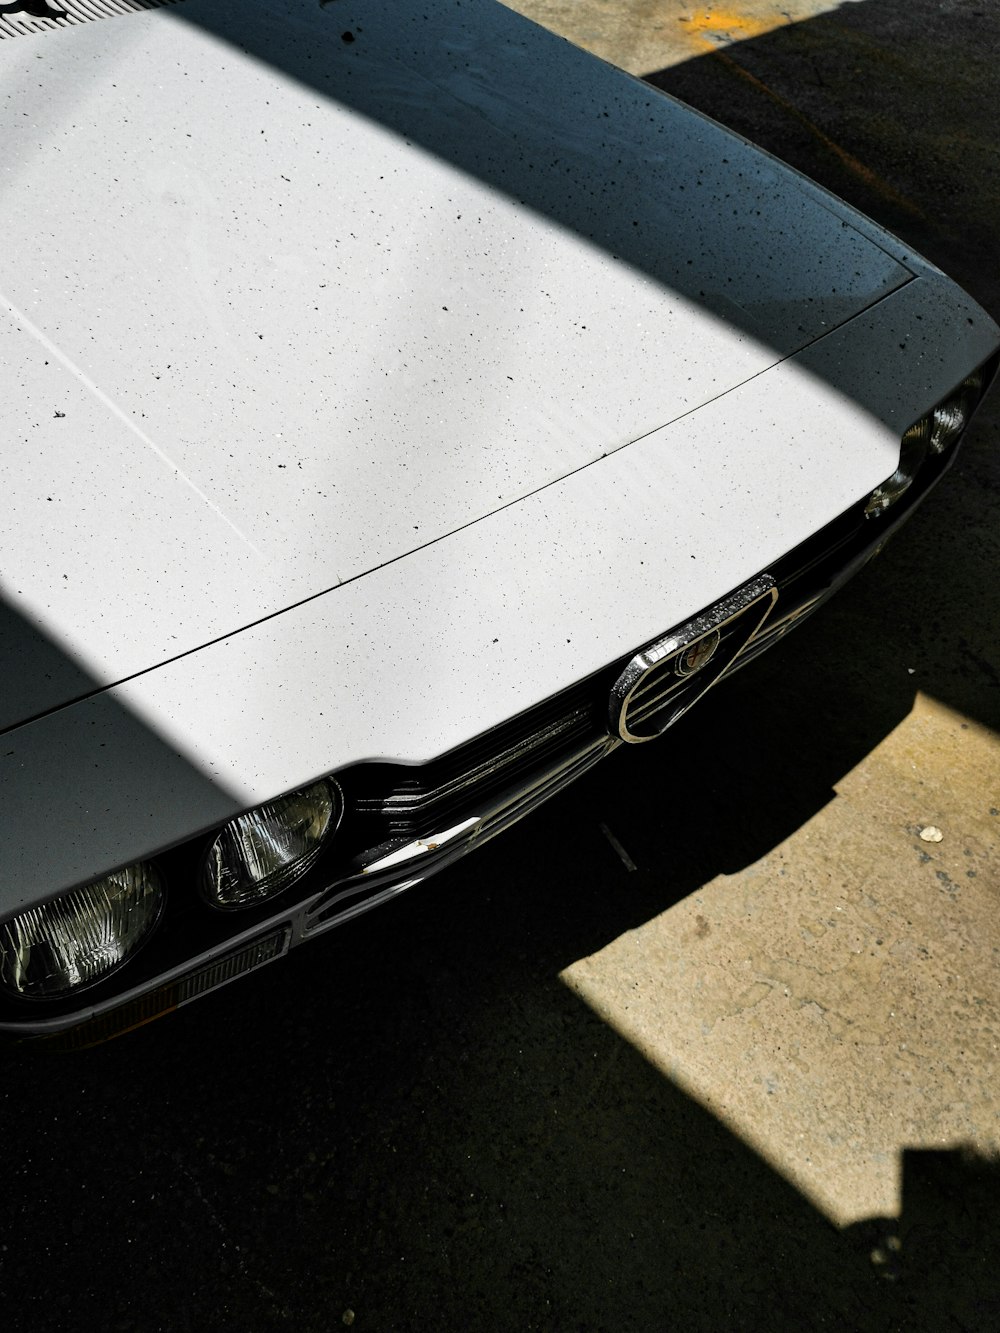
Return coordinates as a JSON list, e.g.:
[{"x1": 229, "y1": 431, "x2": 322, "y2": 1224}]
[{"x1": 675, "y1": 629, "x2": 721, "y2": 677}]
